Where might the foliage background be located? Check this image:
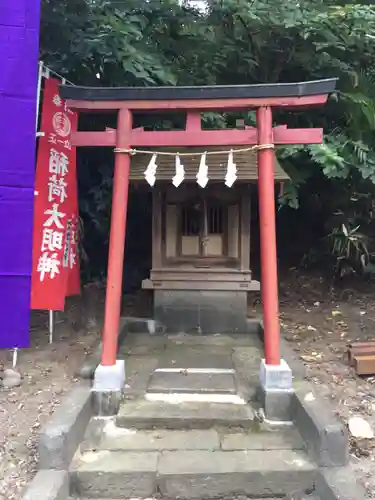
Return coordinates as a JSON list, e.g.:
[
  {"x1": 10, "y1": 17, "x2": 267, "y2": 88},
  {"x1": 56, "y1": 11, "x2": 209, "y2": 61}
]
[{"x1": 39, "y1": 0, "x2": 375, "y2": 285}]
